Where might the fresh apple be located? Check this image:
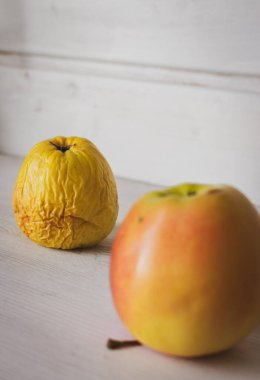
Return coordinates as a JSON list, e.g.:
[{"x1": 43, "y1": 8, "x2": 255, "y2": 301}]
[{"x1": 110, "y1": 184, "x2": 260, "y2": 357}]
